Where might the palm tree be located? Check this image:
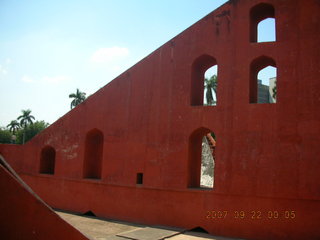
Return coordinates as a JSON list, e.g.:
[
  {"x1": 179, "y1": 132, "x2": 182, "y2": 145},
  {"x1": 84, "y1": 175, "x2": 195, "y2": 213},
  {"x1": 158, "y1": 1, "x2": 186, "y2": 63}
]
[
  {"x1": 204, "y1": 75, "x2": 218, "y2": 105},
  {"x1": 18, "y1": 109, "x2": 35, "y2": 144},
  {"x1": 7, "y1": 120, "x2": 20, "y2": 134},
  {"x1": 7, "y1": 120, "x2": 20, "y2": 144},
  {"x1": 69, "y1": 88, "x2": 86, "y2": 109}
]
